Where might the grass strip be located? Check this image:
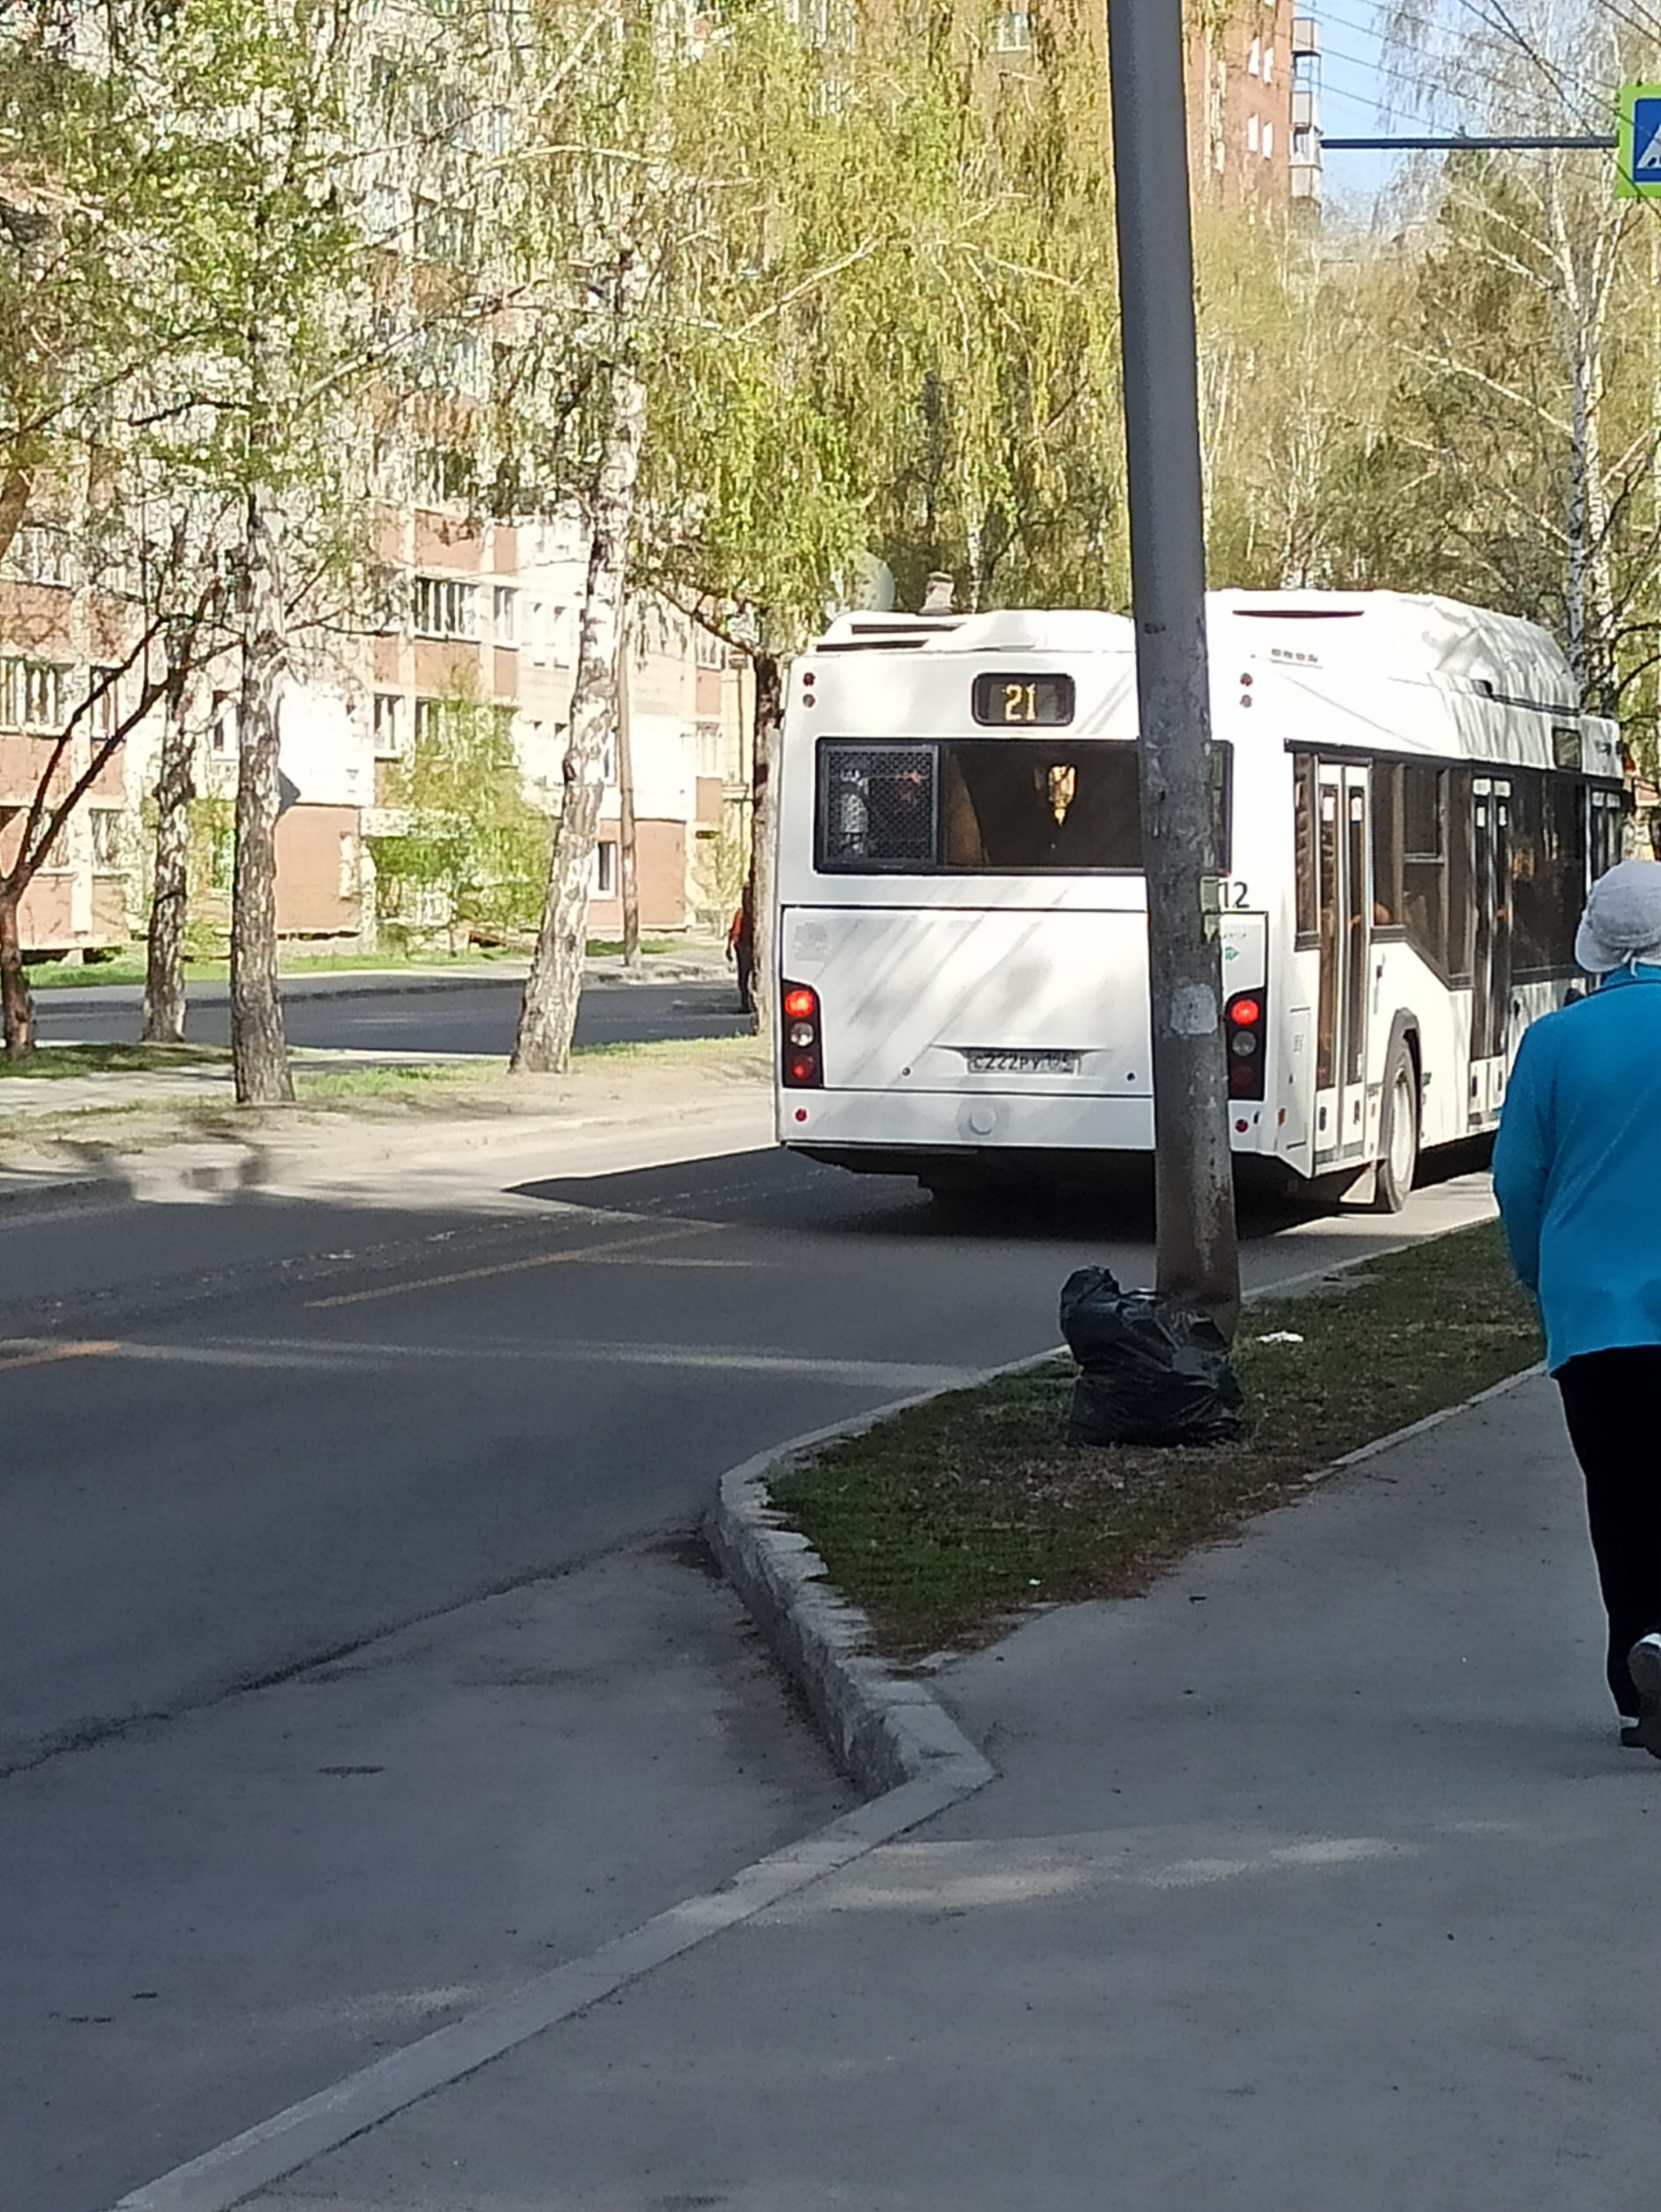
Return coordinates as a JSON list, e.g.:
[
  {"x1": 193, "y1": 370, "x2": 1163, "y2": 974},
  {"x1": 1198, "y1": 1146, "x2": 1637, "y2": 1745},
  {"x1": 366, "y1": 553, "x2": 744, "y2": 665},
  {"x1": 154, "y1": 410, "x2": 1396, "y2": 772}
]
[
  {"x1": 23, "y1": 939, "x2": 690, "y2": 990},
  {"x1": 0, "y1": 1042, "x2": 228, "y2": 1080},
  {"x1": 291, "y1": 1061, "x2": 498, "y2": 1101},
  {"x1": 769, "y1": 1220, "x2": 1542, "y2": 1662}
]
